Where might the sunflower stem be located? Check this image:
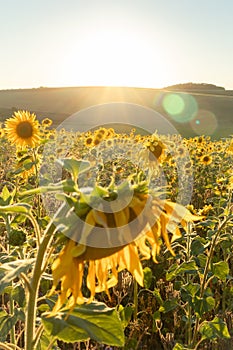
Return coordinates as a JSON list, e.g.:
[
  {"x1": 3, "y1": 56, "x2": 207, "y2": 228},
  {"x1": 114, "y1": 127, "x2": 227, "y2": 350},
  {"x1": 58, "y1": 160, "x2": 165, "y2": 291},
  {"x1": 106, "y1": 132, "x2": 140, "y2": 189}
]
[
  {"x1": 133, "y1": 278, "x2": 138, "y2": 321},
  {"x1": 25, "y1": 221, "x2": 56, "y2": 350},
  {"x1": 27, "y1": 211, "x2": 41, "y2": 246},
  {"x1": 32, "y1": 148, "x2": 41, "y2": 222},
  {"x1": 191, "y1": 215, "x2": 231, "y2": 347},
  {"x1": 5, "y1": 215, "x2": 16, "y2": 346}
]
